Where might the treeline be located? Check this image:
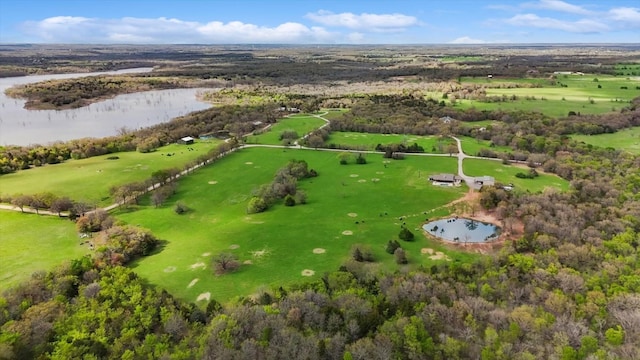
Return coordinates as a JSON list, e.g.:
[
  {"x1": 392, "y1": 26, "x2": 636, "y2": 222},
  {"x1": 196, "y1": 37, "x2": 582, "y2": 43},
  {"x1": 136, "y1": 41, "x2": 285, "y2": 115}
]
[
  {"x1": 5, "y1": 75, "x2": 197, "y2": 109},
  {"x1": 2, "y1": 140, "x2": 239, "y2": 210},
  {"x1": 0, "y1": 104, "x2": 276, "y2": 174}
]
